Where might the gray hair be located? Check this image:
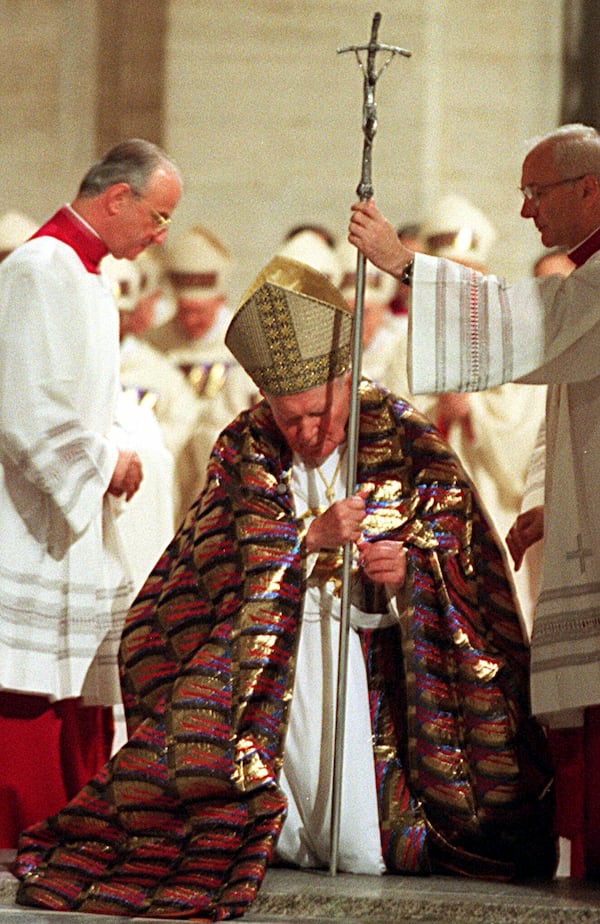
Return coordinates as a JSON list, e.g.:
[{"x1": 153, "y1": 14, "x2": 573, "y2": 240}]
[
  {"x1": 77, "y1": 139, "x2": 181, "y2": 198},
  {"x1": 527, "y1": 123, "x2": 600, "y2": 177}
]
